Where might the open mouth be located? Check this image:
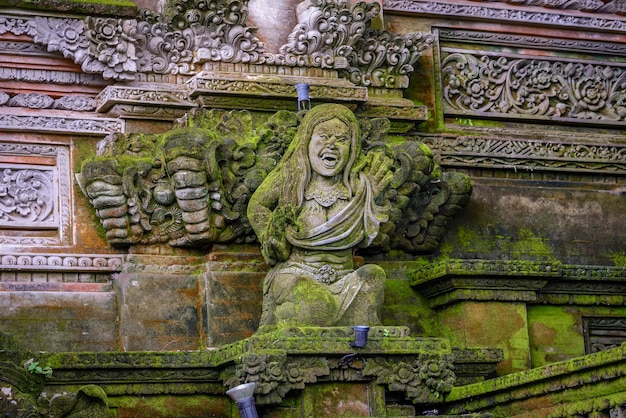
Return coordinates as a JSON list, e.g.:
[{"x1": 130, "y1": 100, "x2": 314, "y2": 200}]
[{"x1": 321, "y1": 152, "x2": 338, "y2": 167}]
